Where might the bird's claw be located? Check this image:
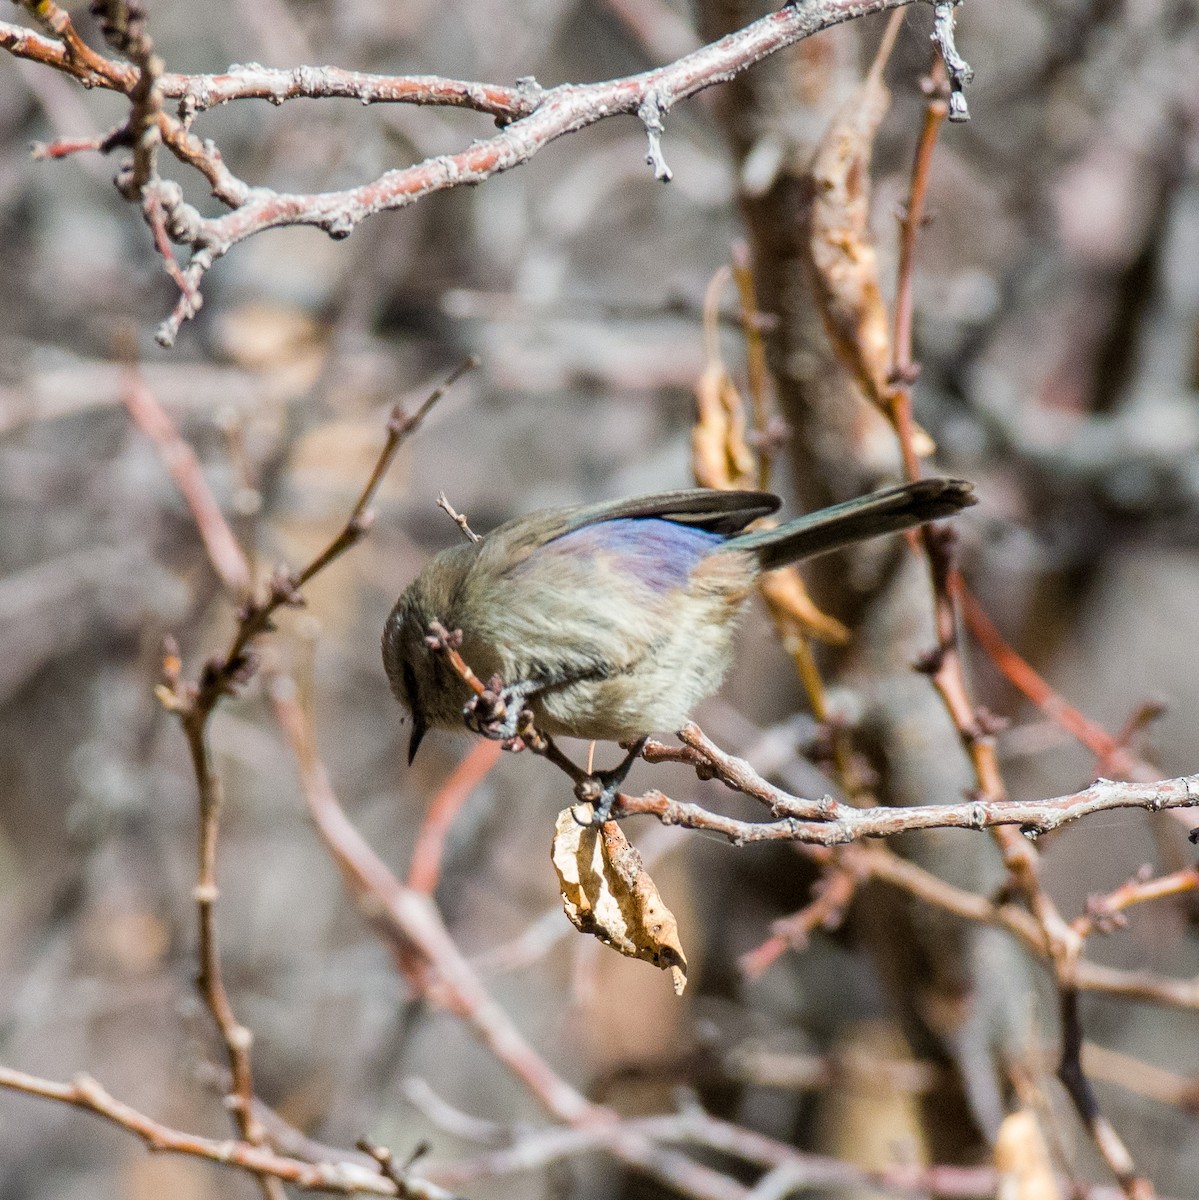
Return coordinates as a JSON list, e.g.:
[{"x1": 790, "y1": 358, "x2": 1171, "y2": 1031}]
[
  {"x1": 570, "y1": 736, "x2": 648, "y2": 826},
  {"x1": 464, "y1": 677, "x2": 538, "y2": 741}
]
